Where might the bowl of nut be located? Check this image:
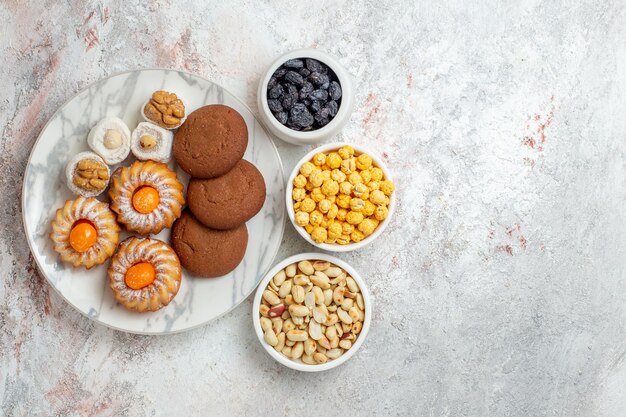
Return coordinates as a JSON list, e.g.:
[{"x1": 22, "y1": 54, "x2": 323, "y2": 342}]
[
  {"x1": 287, "y1": 143, "x2": 396, "y2": 252},
  {"x1": 253, "y1": 253, "x2": 371, "y2": 372},
  {"x1": 257, "y1": 49, "x2": 355, "y2": 145}
]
